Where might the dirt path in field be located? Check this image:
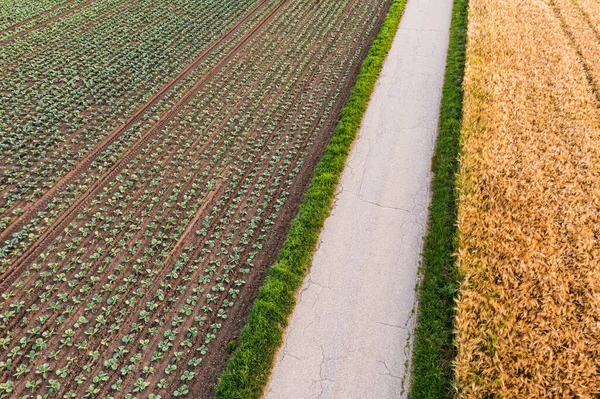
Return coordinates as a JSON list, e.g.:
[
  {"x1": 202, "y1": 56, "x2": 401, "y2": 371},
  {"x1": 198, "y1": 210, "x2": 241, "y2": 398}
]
[{"x1": 264, "y1": 0, "x2": 453, "y2": 398}]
